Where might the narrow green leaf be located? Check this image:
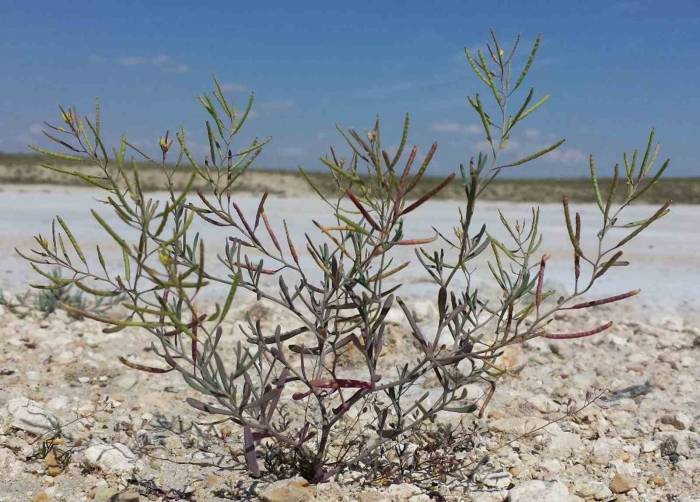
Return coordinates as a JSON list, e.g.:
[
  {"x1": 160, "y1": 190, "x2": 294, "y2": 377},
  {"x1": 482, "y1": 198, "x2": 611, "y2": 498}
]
[
  {"x1": 220, "y1": 272, "x2": 241, "y2": 322},
  {"x1": 56, "y1": 216, "x2": 87, "y2": 266},
  {"x1": 497, "y1": 139, "x2": 565, "y2": 169},
  {"x1": 589, "y1": 155, "x2": 604, "y2": 212},
  {"x1": 513, "y1": 35, "x2": 541, "y2": 92}
]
